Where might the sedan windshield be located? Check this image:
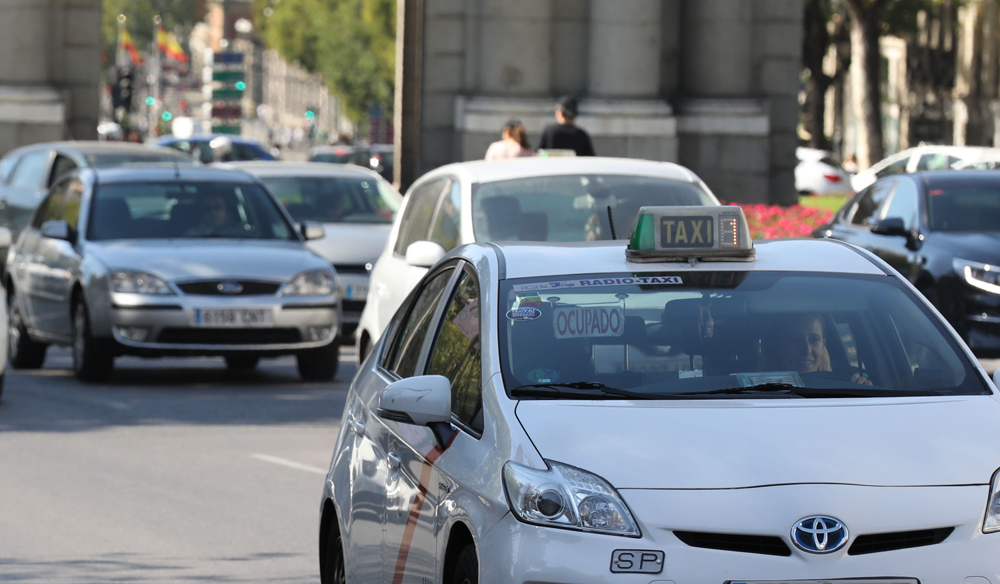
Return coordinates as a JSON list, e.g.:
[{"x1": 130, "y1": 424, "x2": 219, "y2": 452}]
[
  {"x1": 259, "y1": 175, "x2": 400, "y2": 224},
  {"x1": 88, "y1": 182, "x2": 296, "y2": 241},
  {"x1": 473, "y1": 174, "x2": 715, "y2": 242},
  {"x1": 499, "y1": 271, "x2": 989, "y2": 399},
  {"x1": 928, "y1": 184, "x2": 1000, "y2": 231}
]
